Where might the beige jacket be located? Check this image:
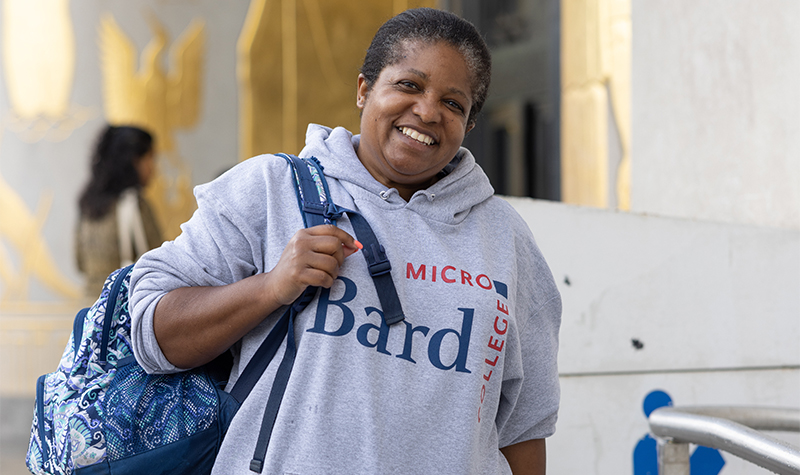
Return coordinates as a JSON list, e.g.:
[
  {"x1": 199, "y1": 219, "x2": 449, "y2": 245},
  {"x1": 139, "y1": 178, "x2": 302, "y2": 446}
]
[{"x1": 76, "y1": 193, "x2": 162, "y2": 297}]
